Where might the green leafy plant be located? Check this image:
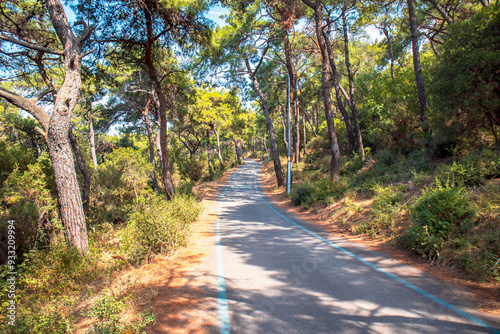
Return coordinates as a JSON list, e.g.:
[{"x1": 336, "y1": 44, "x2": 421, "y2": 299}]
[
  {"x1": 405, "y1": 179, "x2": 475, "y2": 259},
  {"x1": 122, "y1": 194, "x2": 201, "y2": 263}
]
